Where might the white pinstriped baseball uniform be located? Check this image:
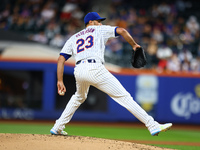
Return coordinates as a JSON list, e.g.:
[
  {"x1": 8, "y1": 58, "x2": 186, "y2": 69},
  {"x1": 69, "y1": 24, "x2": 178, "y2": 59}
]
[{"x1": 51, "y1": 25, "x2": 160, "y2": 134}]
